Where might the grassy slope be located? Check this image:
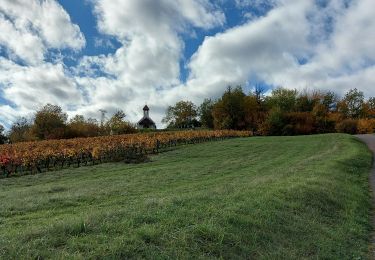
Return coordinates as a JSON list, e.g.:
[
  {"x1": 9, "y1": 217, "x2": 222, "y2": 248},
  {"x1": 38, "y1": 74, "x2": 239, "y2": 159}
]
[{"x1": 0, "y1": 134, "x2": 372, "y2": 259}]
